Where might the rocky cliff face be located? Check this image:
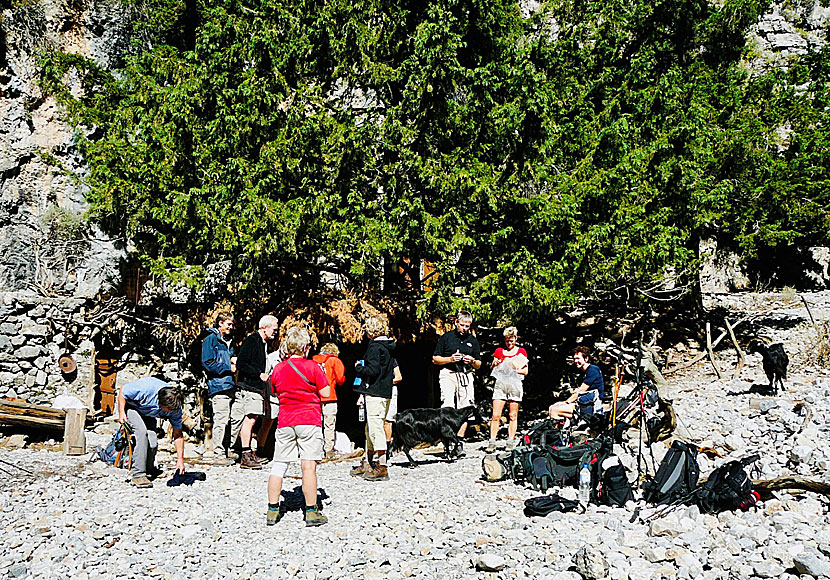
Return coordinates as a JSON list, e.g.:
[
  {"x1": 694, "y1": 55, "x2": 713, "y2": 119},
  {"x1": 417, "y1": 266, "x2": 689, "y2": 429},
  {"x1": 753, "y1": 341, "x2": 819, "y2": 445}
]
[{"x1": 0, "y1": 0, "x2": 135, "y2": 299}]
